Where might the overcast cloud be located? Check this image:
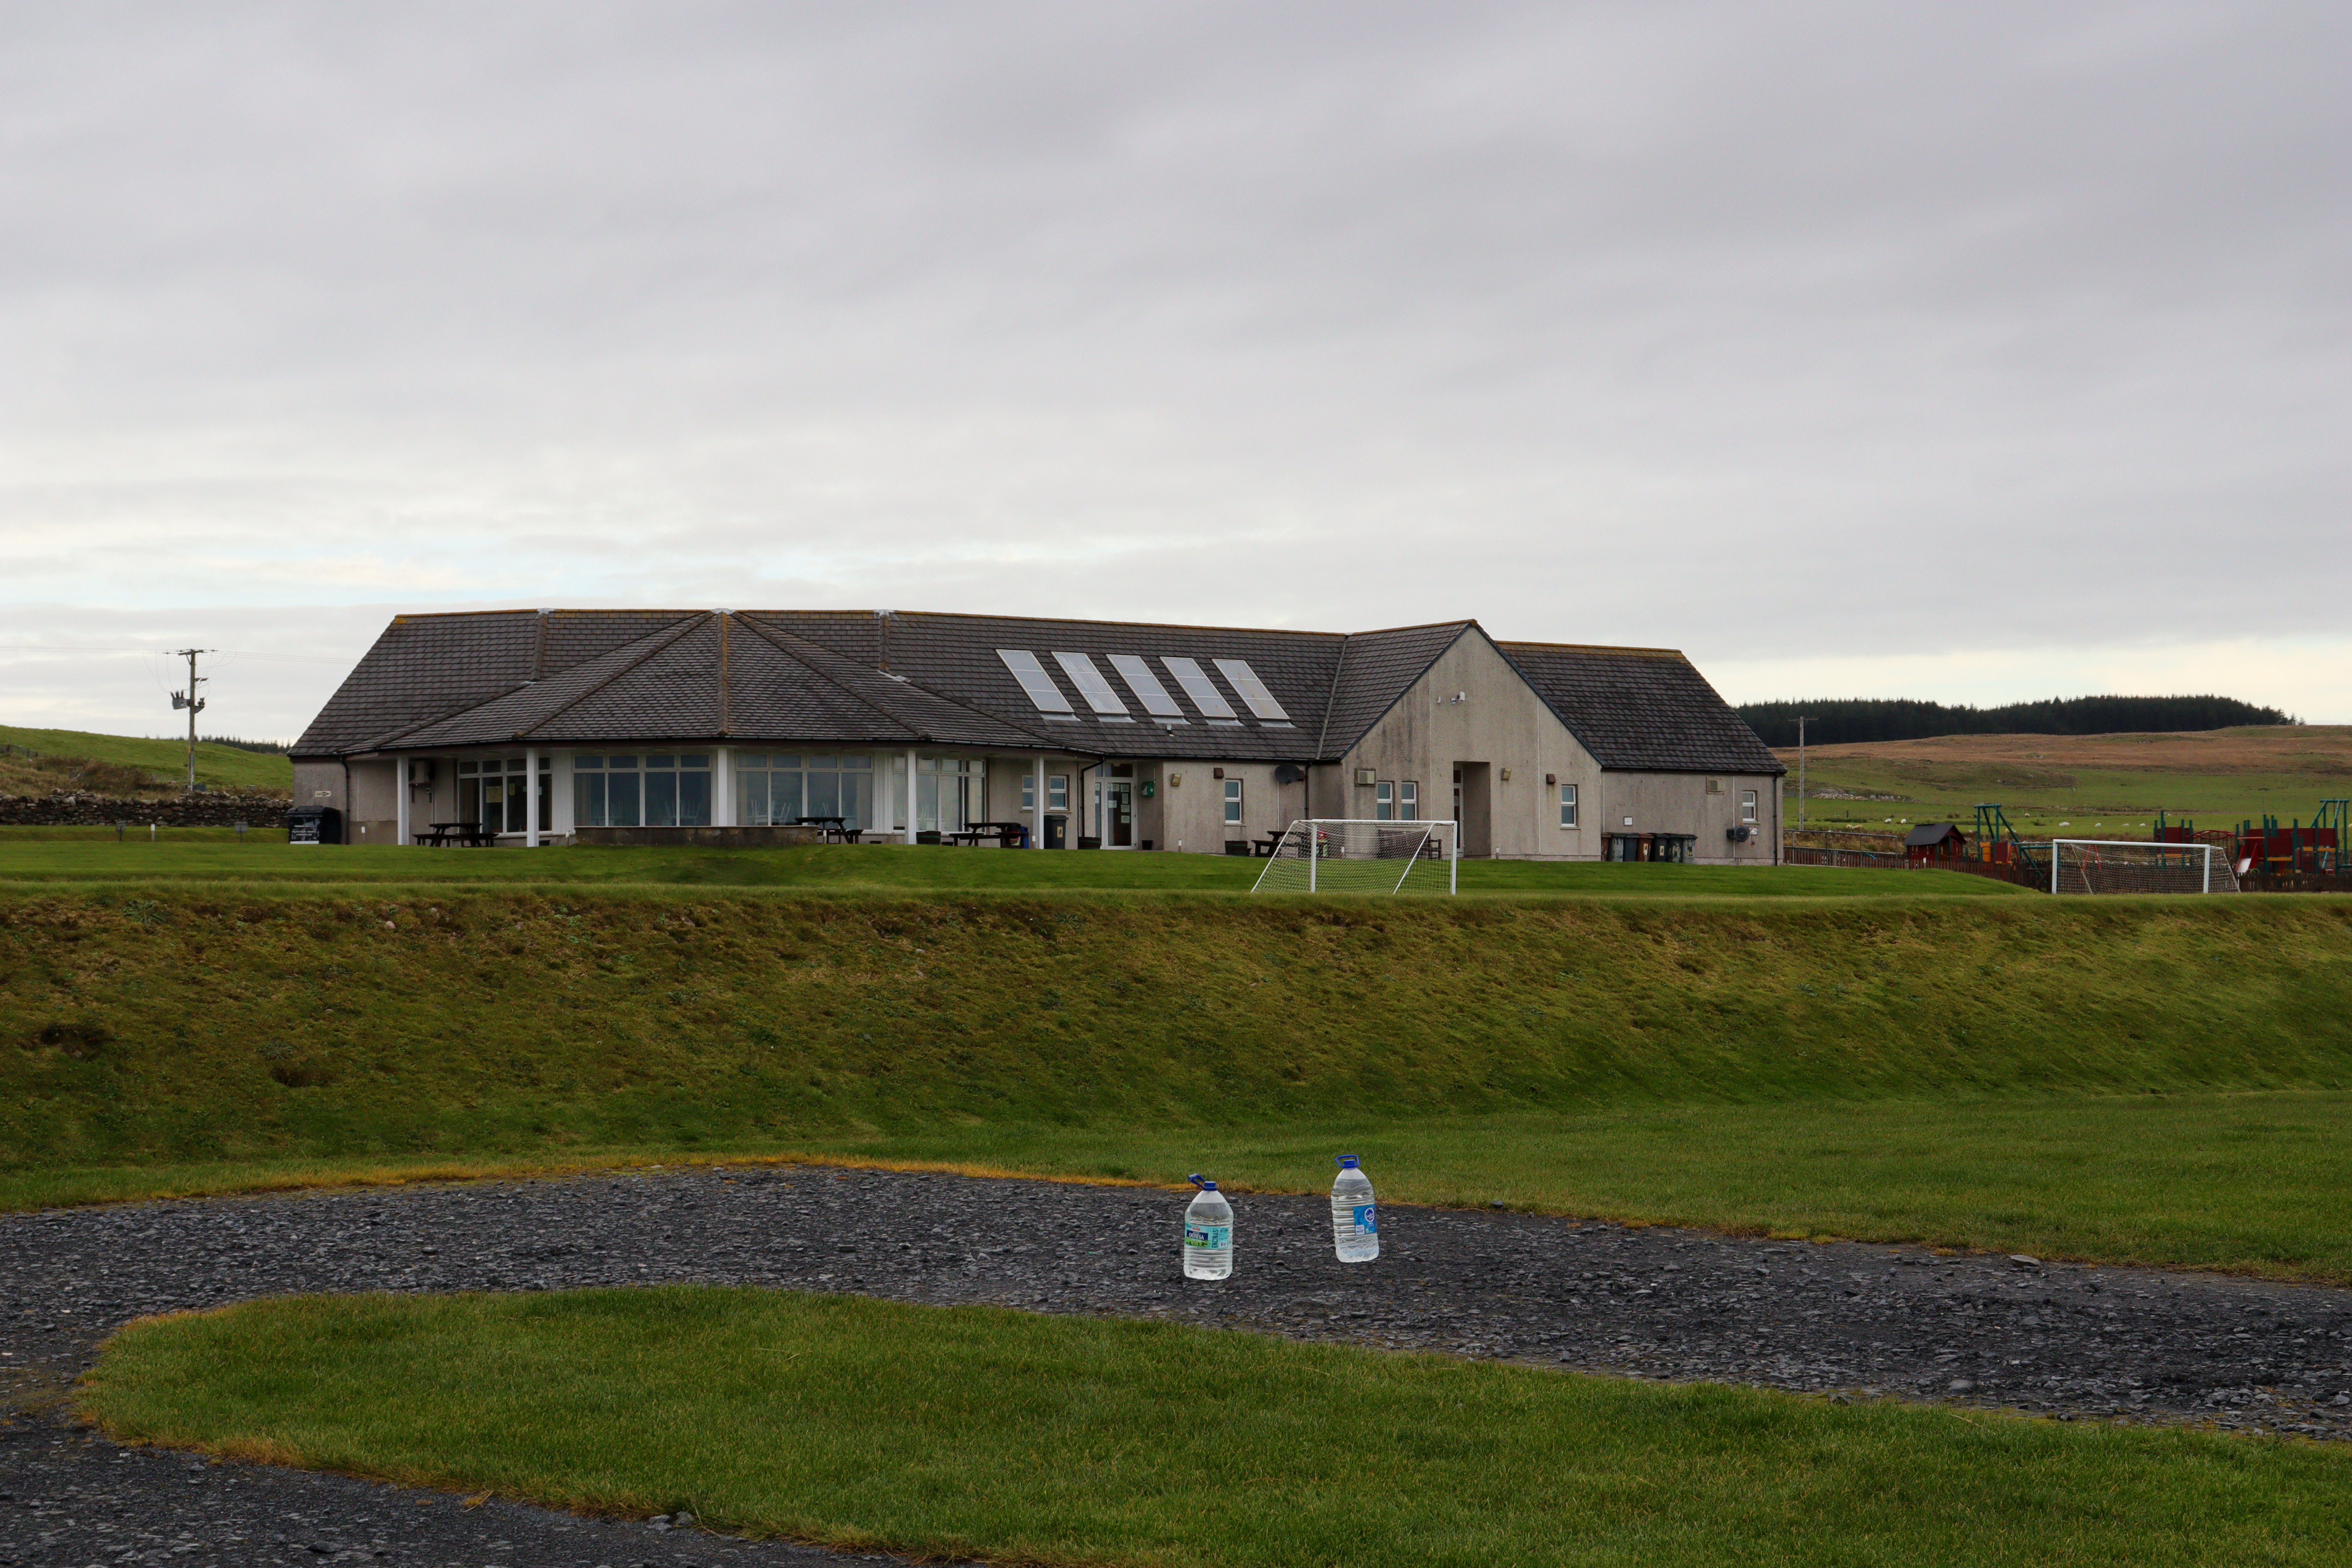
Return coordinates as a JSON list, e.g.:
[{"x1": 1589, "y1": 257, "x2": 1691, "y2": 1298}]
[{"x1": 4, "y1": 0, "x2": 2347, "y2": 738}]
